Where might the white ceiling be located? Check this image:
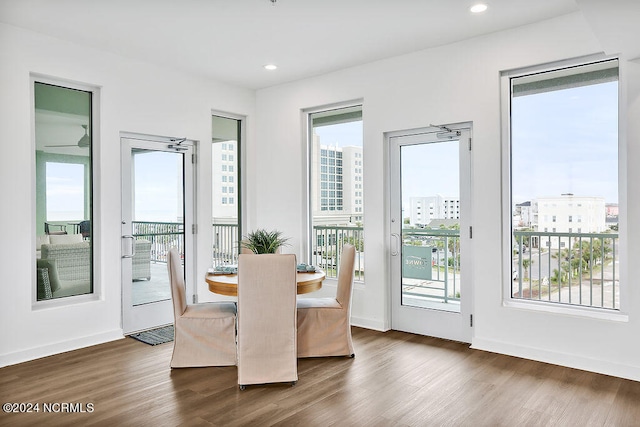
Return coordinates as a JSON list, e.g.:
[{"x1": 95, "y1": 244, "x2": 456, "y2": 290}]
[
  {"x1": 0, "y1": 0, "x2": 584, "y2": 90},
  {"x1": 574, "y1": 0, "x2": 640, "y2": 63}
]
